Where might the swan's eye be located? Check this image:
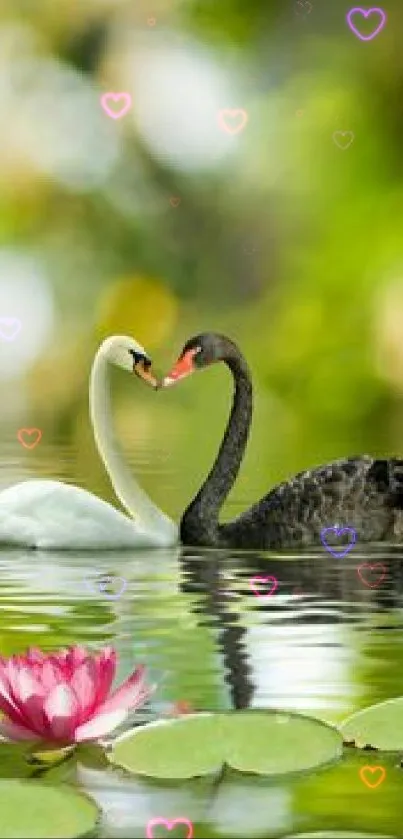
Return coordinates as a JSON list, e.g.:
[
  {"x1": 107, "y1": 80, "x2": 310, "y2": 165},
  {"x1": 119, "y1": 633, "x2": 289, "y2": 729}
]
[
  {"x1": 192, "y1": 347, "x2": 205, "y2": 367},
  {"x1": 129, "y1": 349, "x2": 150, "y2": 367}
]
